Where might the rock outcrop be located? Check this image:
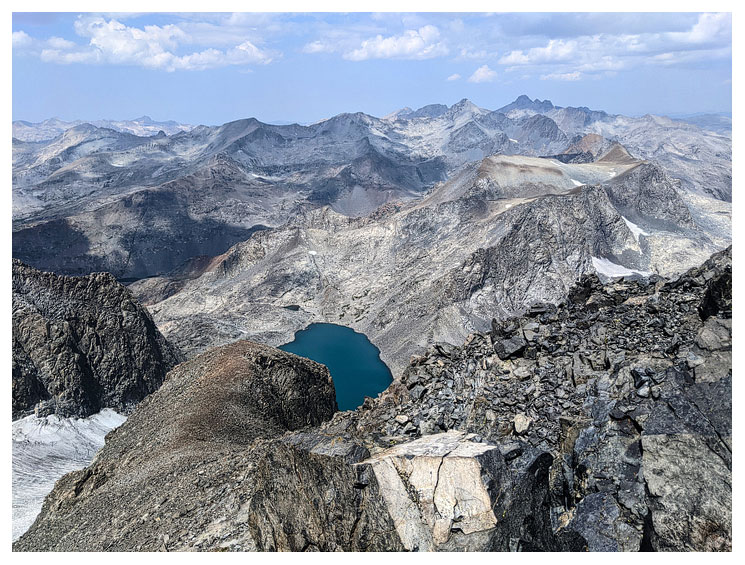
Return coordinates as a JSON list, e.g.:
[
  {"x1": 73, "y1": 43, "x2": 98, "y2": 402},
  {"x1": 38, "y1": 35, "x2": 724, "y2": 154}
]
[
  {"x1": 12, "y1": 260, "x2": 183, "y2": 419},
  {"x1": 14, "y1": 248, "x2": 730, "y2": 552},
  {"x1": 319, "y1": 246, "x2": 732, "y2": 551}
]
